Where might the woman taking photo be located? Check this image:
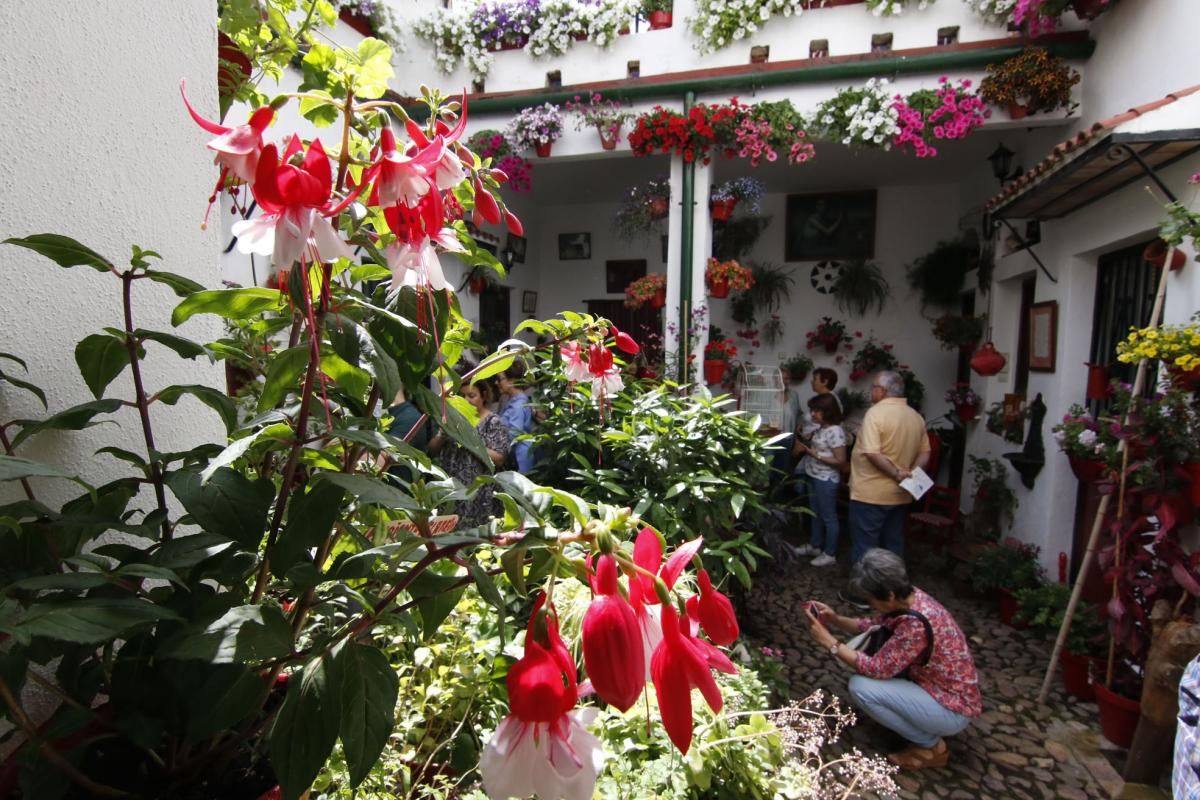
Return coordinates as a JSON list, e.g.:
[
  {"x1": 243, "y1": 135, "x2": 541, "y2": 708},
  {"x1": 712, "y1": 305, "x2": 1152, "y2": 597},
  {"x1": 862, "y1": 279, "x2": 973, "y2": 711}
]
[
  {"x1": 804, "y1": 548, "x2": 981, "y2": 769},
  {"x1": 428, "y1": 378, "x2": 510, "y2": 528}
]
